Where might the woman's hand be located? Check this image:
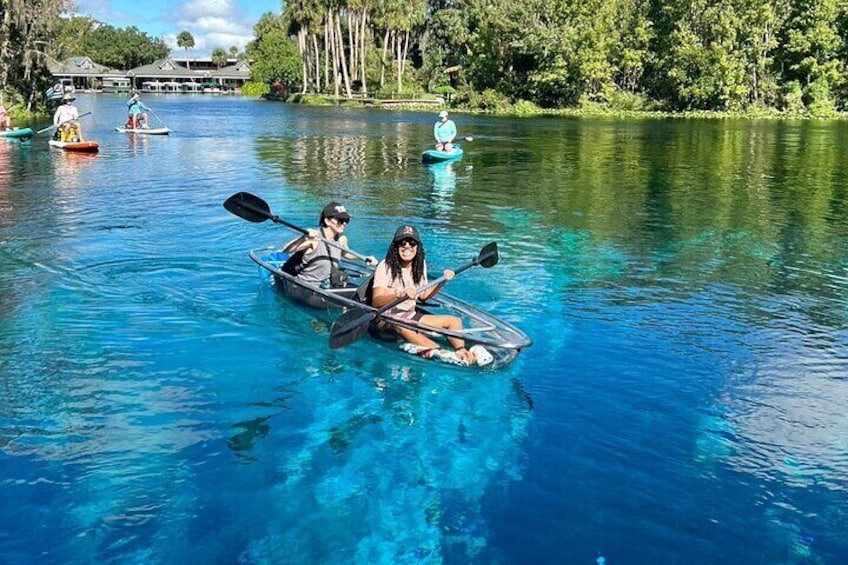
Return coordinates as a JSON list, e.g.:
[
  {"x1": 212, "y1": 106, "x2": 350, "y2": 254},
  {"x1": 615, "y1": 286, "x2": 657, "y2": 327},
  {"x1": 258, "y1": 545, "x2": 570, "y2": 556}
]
[
  {"x1": 394, "y1": 287, "x2": 417, "y2": 300},
  {"x1": 365, "y1": 255, "x2": 378, "y2": 266},
  {"x1": 442, "y1": 269, "x2": 455, "y2": 281}
]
